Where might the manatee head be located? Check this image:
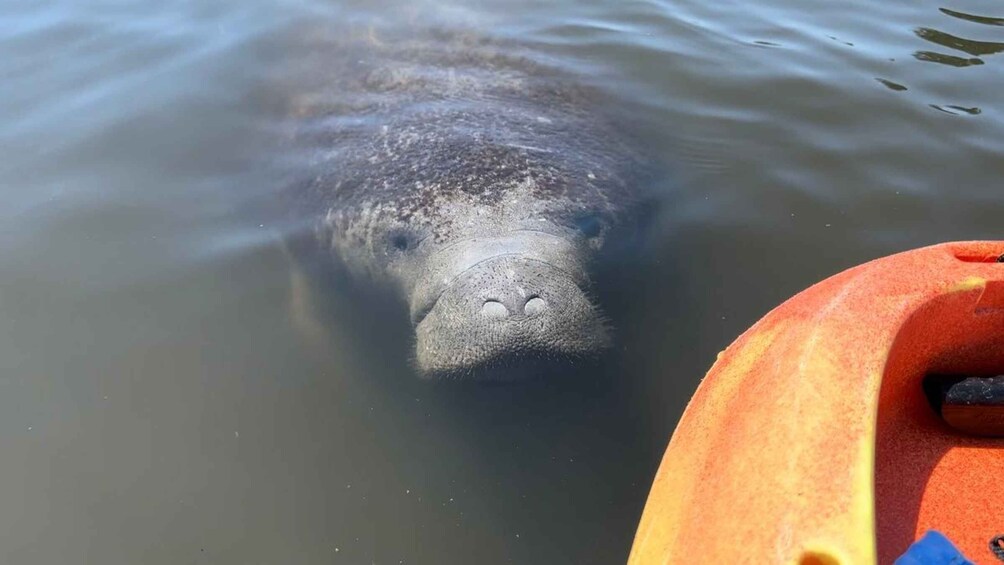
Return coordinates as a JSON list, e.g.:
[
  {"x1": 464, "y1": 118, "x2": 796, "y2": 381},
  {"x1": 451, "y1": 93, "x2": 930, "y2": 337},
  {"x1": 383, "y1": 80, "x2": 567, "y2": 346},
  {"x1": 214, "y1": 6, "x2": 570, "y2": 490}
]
[
  {"x1": 323, "y1": 170, "x2": 620, "y2": 381},
  {"x1": 280, "y1": 28, "x2": 650, "y2": 380}
]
